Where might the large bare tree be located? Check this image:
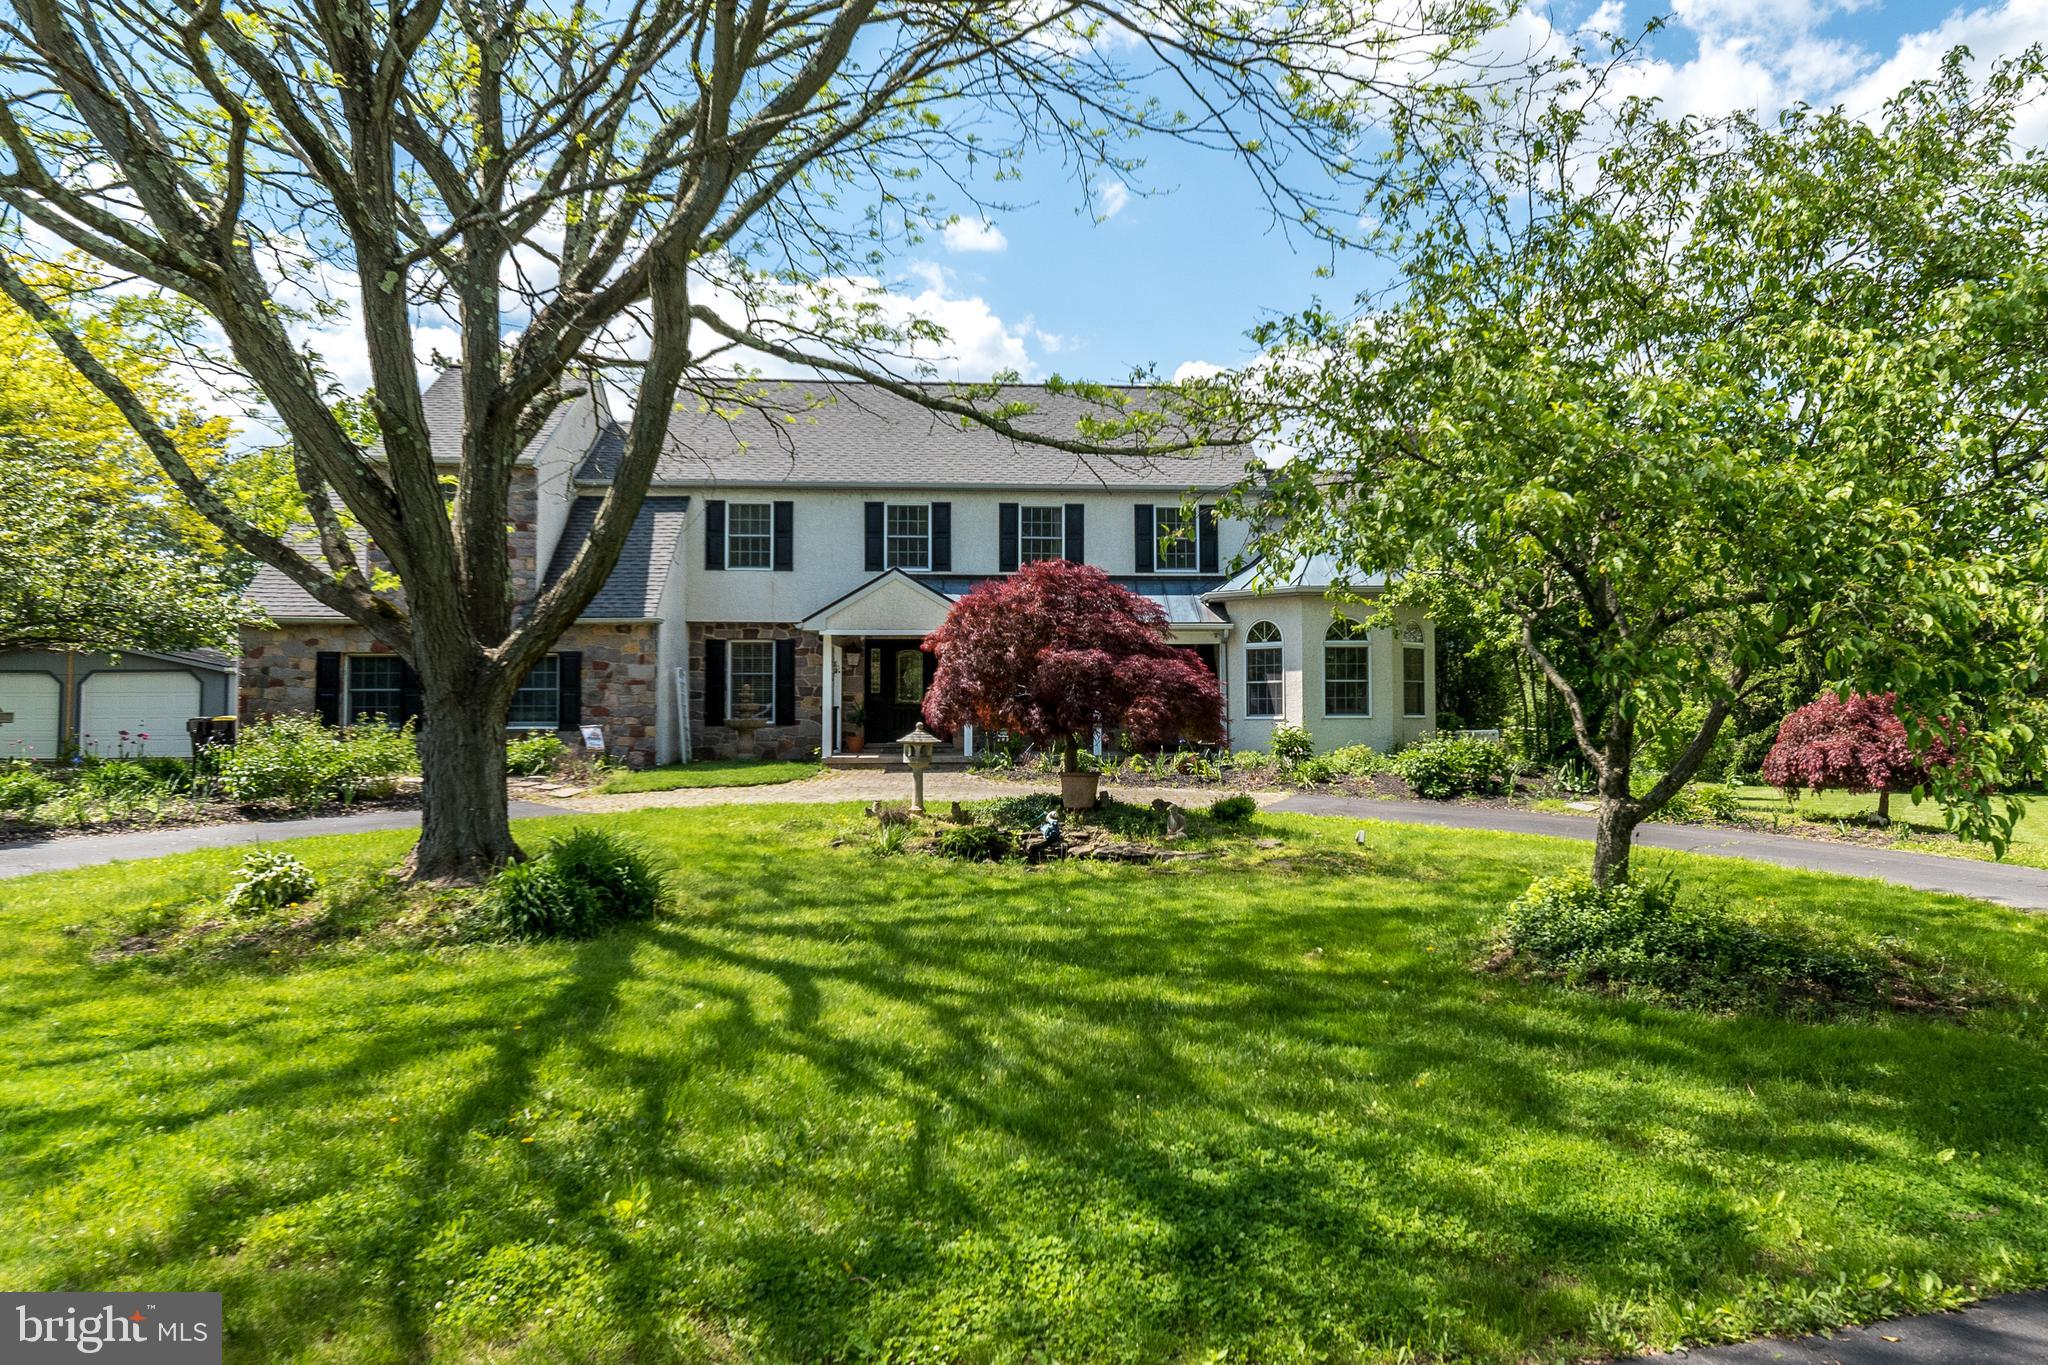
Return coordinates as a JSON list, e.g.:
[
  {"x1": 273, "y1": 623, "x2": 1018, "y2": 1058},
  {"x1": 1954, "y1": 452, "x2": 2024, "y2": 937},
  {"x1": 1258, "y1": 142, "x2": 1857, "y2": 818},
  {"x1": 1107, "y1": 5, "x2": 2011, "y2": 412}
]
[{"x1": 0, "y1": 0, "x2": 1497, "y2": 880}]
